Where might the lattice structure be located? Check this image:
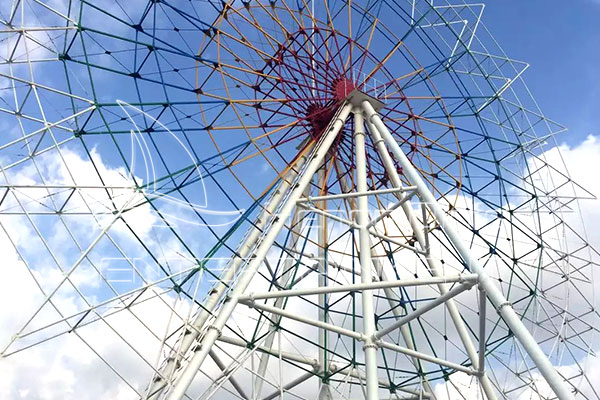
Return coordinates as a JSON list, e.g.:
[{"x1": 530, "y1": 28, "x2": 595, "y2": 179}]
[{"x1": 0, "y1": 1, "x2": 598, "y2": 400}]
